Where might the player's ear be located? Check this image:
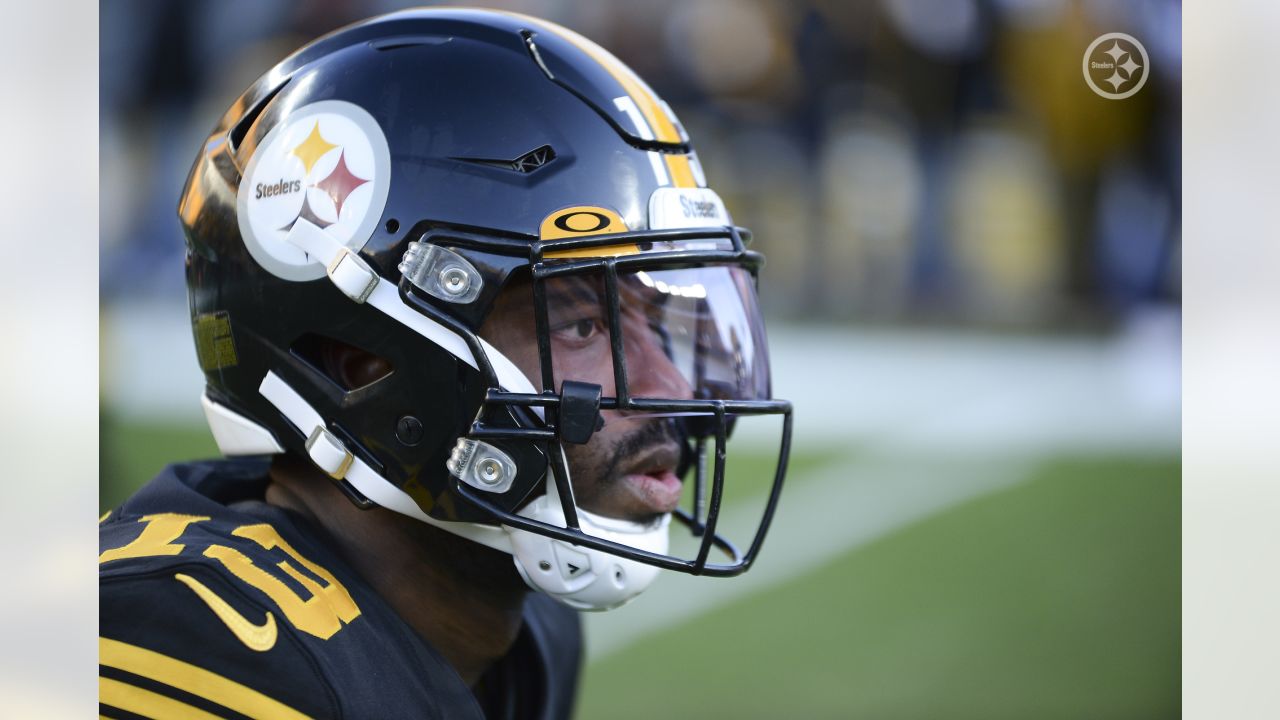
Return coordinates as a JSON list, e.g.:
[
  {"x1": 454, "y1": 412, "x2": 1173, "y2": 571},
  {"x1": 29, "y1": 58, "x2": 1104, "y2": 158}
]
[{"x1": 320, "y1": 339, "x2": 393, "y2": 391}]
